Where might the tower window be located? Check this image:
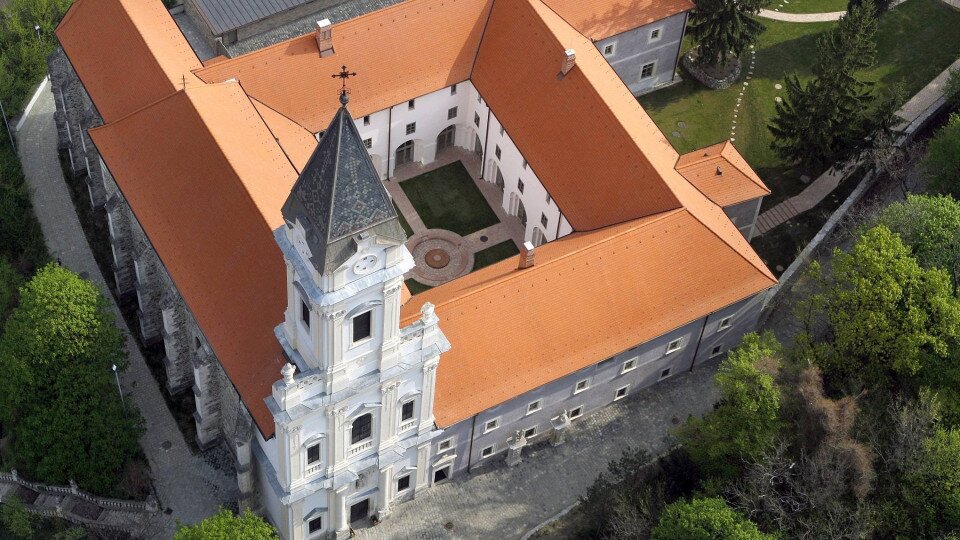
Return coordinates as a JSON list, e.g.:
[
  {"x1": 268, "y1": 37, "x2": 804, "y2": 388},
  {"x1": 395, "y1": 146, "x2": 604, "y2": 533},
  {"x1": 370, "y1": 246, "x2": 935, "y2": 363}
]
[
  {"x1": 397, "y1": 474, "x2": 411, "y2": 492},
  {"x1": 308, "y1": 516, "x2": 322, "y2": 534},
  {"x1": 351, "y1": 413, "x2": 372, "y2": 444},
  {"x1": 307, "y1": 443, "x2": 321, "y2": 464},
  {"x1": 448, "y1": 106, "x2": 458, "y2": 120},
  {"x1": 540, "y1": 214, "x2": 548, "y2": 228},
  {"x1": 353, "y1": 311, "x2": 372, "y2": 342},
  {"x1": 301, "y1": 300, "x2": 310, "y2": 328},
  {"x1": 401, "y1": 400, "x2": 415, "y2": 421},
  {"x1": 406, "y1": 122, "x2": 416, "y2": 135},
  {"x1": 363, "y1": 115, "x2": 370, "y2": 126}
]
